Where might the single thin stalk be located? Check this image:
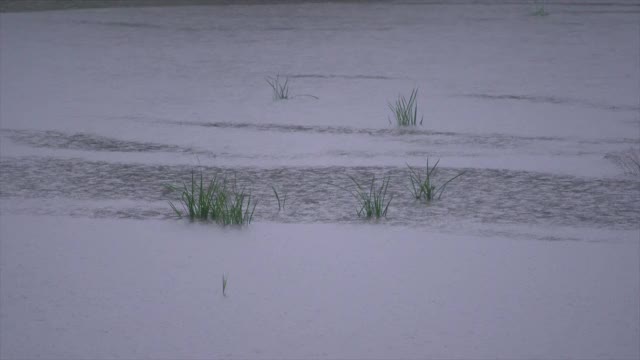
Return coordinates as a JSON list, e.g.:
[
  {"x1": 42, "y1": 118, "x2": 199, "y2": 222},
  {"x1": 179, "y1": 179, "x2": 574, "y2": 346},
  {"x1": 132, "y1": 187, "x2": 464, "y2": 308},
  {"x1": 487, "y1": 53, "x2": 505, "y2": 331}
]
[
  {"x1": 222, "y1": 273, "x2": 228, "y2": 297},
  {"x1": 272, "y1": 185, "x2": 286, "y2": 211}
]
